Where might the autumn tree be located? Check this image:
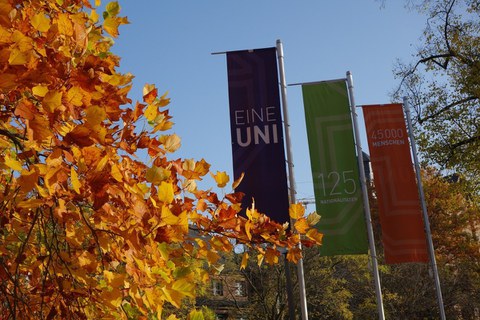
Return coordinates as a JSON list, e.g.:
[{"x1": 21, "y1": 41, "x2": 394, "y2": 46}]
[
  {"x1": 368, "y1": 167, "x2": 480, "y2": 318},
  {"x1": 393, "y1": 0, "x2": 480, "y2": 194},
  {"x1": 0, "y1": 1, "x2": 322, "y2": 319}
]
